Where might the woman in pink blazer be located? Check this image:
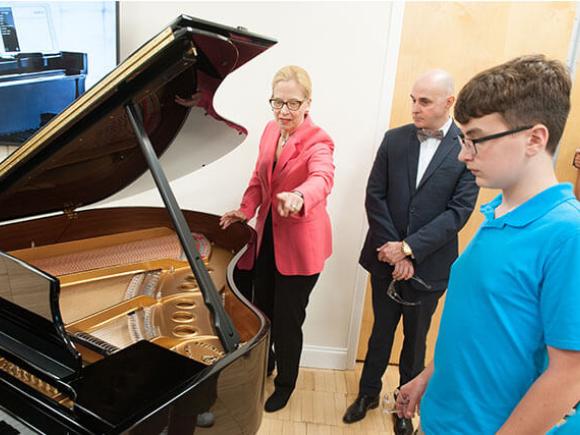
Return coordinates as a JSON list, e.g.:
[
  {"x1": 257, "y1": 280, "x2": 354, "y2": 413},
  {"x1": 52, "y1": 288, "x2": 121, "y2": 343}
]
[{"x1": 220, "y1": 65, "x2": 334, "y2": 412}]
